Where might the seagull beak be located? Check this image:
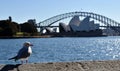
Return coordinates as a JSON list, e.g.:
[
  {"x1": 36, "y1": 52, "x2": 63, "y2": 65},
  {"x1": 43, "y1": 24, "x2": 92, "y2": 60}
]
[{"x1": 30, "y1": 44, "x2": 33, "y2": 46}]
